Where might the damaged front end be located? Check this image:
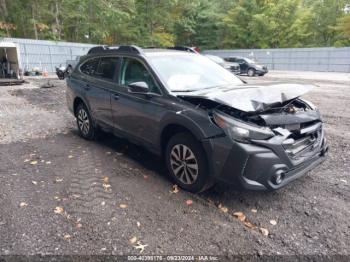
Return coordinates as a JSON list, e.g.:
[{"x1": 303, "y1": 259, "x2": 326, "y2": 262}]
[
  {"x1": 211, "y1": 98, "x2": 328, "y2": 189},
  {"x1": 180, "y1": 93, "x2": 328, "y2": 190},
  {"x1": 212, "y1": 98, "x2": 327, "y2": 161}
]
